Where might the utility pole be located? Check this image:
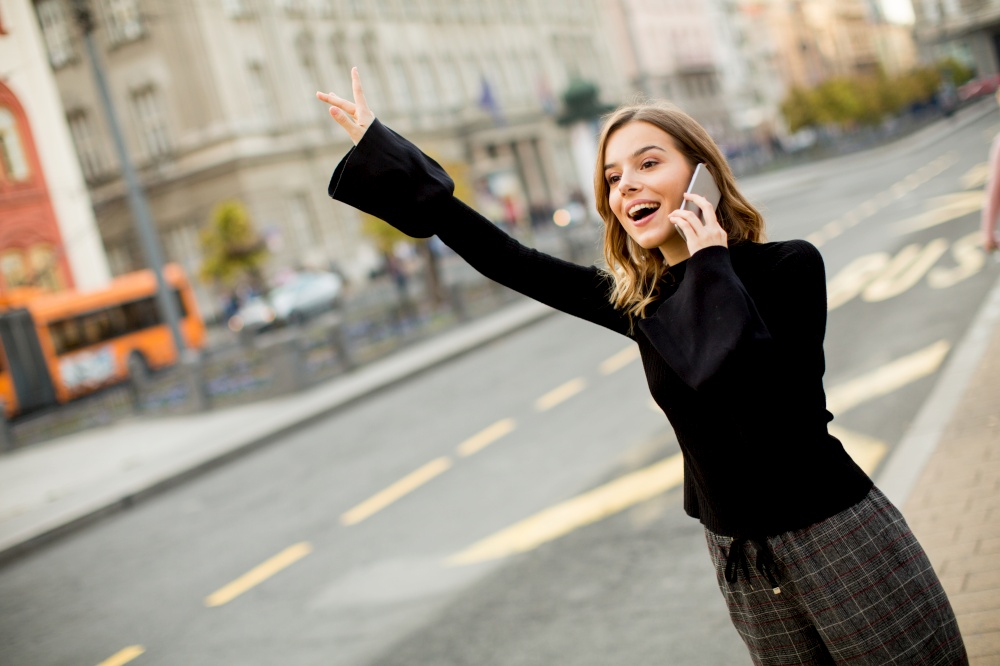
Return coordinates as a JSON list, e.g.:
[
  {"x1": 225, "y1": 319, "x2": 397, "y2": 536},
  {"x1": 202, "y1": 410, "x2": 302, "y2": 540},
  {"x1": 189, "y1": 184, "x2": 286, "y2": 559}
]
[{"x1": 71, "y1": 0, "x2": 186, "y2": 355}]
